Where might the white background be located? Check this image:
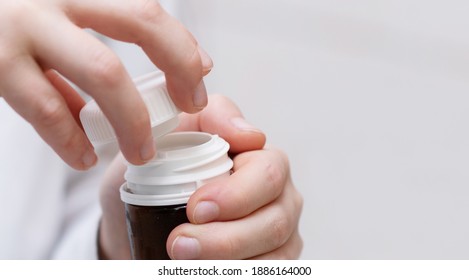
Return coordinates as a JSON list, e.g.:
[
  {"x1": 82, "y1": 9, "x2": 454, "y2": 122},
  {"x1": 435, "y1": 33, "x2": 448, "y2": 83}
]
[{"x1": 174, "y1": 0, "x2": 469, "y2": 259}]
